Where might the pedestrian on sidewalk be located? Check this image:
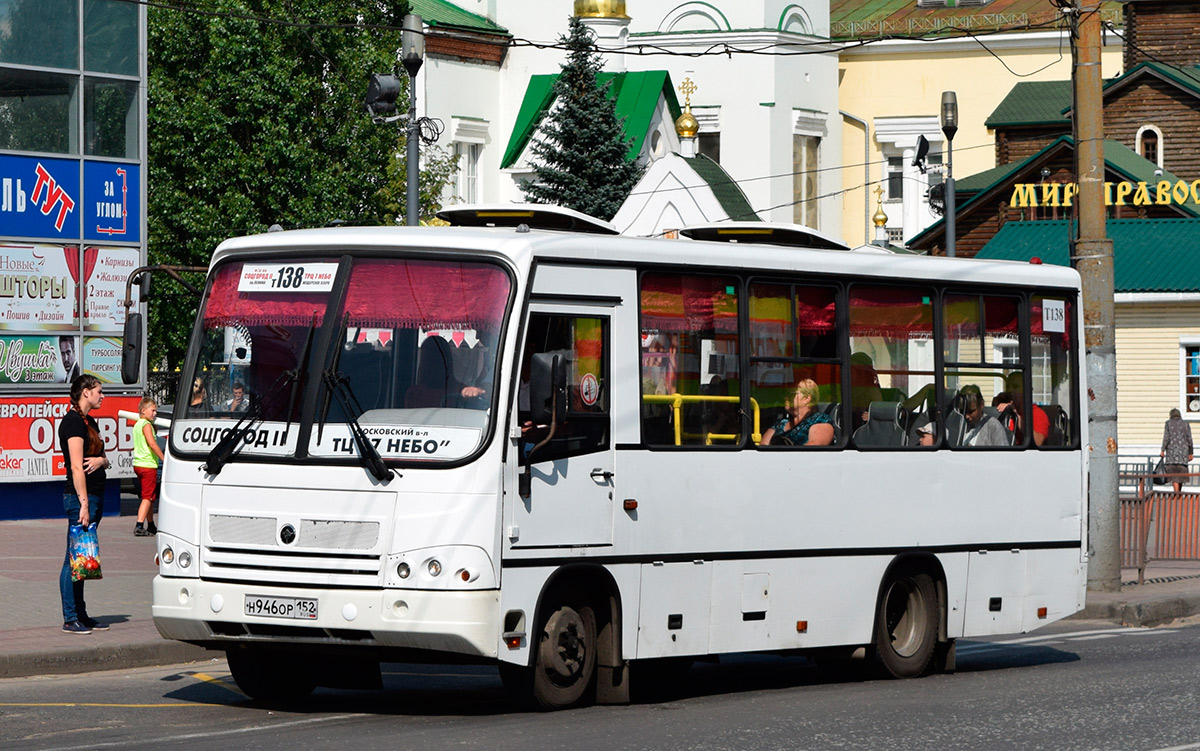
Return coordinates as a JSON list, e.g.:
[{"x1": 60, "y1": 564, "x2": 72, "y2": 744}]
[
  {"x1": 1161, "y1": 407, "x2": 1194, "y2": 493},
  {"x1": 59, "y1": 374, "x2": 111, "y2": 635},
  {"x1": 132, "y1": 396, "x2": 164, "y2": 536}
]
